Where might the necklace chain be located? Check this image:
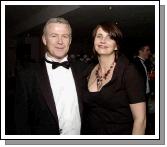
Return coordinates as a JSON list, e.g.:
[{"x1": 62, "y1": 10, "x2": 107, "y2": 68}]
[{"x1": 95, "y1": 62, "x2": 115, "y2": 90}]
